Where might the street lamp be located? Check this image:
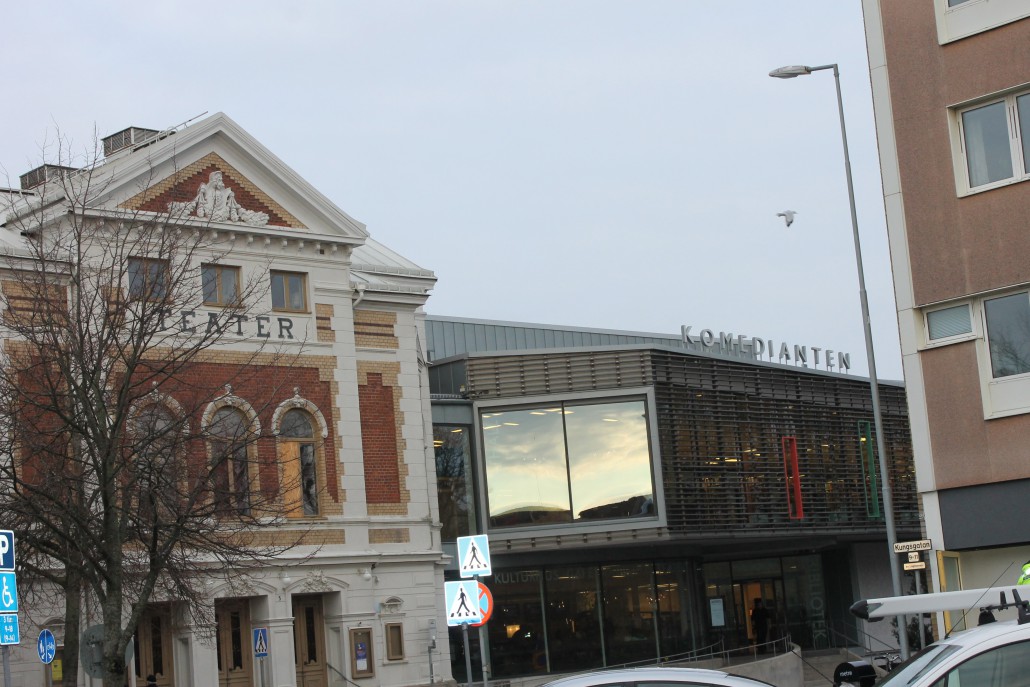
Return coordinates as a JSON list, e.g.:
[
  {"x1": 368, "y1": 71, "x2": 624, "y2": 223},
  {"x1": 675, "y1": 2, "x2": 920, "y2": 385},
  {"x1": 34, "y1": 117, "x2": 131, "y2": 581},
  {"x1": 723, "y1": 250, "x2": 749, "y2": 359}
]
[{"x1": 770, "y1": 63, "x2": 909, "y2": 659}]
